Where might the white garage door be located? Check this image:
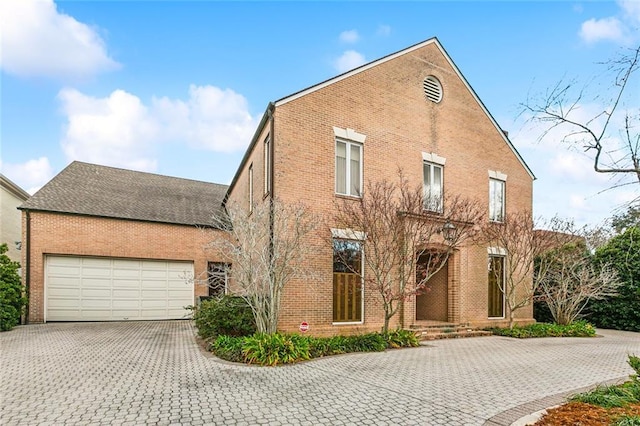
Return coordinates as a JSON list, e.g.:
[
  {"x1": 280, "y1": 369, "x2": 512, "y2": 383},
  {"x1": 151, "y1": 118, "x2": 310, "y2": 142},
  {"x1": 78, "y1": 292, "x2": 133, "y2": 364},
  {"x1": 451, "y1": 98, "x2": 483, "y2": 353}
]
[{"x1": 46, "y1": 256, "x2": 194, "y2": 321}]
